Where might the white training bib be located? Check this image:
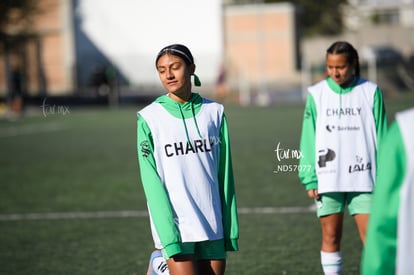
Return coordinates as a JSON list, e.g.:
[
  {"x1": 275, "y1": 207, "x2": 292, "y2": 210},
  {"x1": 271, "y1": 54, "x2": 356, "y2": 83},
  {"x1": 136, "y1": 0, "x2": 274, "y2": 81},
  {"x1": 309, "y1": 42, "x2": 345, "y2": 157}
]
[
  {"x1": 139, "y1": 99, "x2": 225, "y2": 248},
  {"x1": 395, "y1": 108, "x2": 414, "y2": 275},
  {"x1": 309, "y1": 79, "x2": 377, "y2": 193}
]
